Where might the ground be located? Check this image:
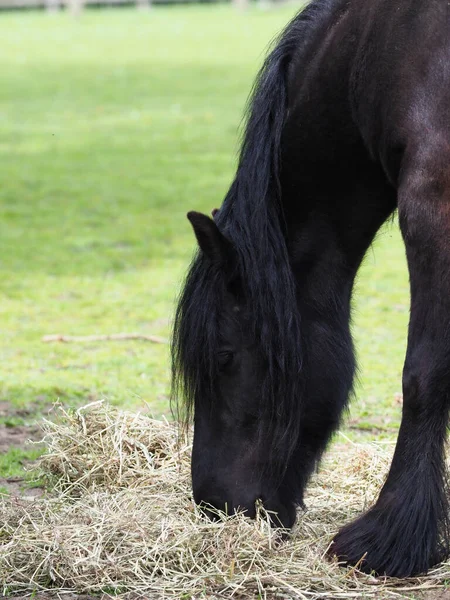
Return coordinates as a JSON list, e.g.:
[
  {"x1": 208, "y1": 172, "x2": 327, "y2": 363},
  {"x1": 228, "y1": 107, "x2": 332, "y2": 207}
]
[
  {"x1": 0, "y1": 3, "x2": 416, "y2": 597},
  {"x1": 6, "y1": 590, "x2": 450, "y2": 599}
]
